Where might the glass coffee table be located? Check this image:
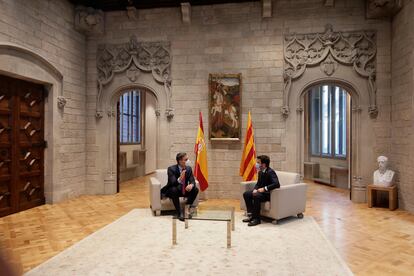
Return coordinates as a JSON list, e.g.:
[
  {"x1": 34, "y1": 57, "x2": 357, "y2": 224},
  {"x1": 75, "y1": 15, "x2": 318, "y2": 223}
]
[{"x1": 172, "y1": 206, "x2": 235, "y2": 248}]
